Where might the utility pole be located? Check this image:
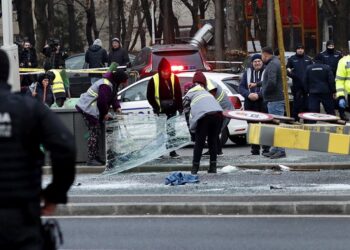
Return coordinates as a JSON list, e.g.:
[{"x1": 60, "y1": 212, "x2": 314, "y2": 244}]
[
  {"x1": 214, "y1": 0, "x2": 224, "y2": 63},
  {"x1": 1, "y1": 0, "x2": 20, "y2": 91},
  {"x1": 274, "y1": 0, "x2": 290, "y2": 117}
]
